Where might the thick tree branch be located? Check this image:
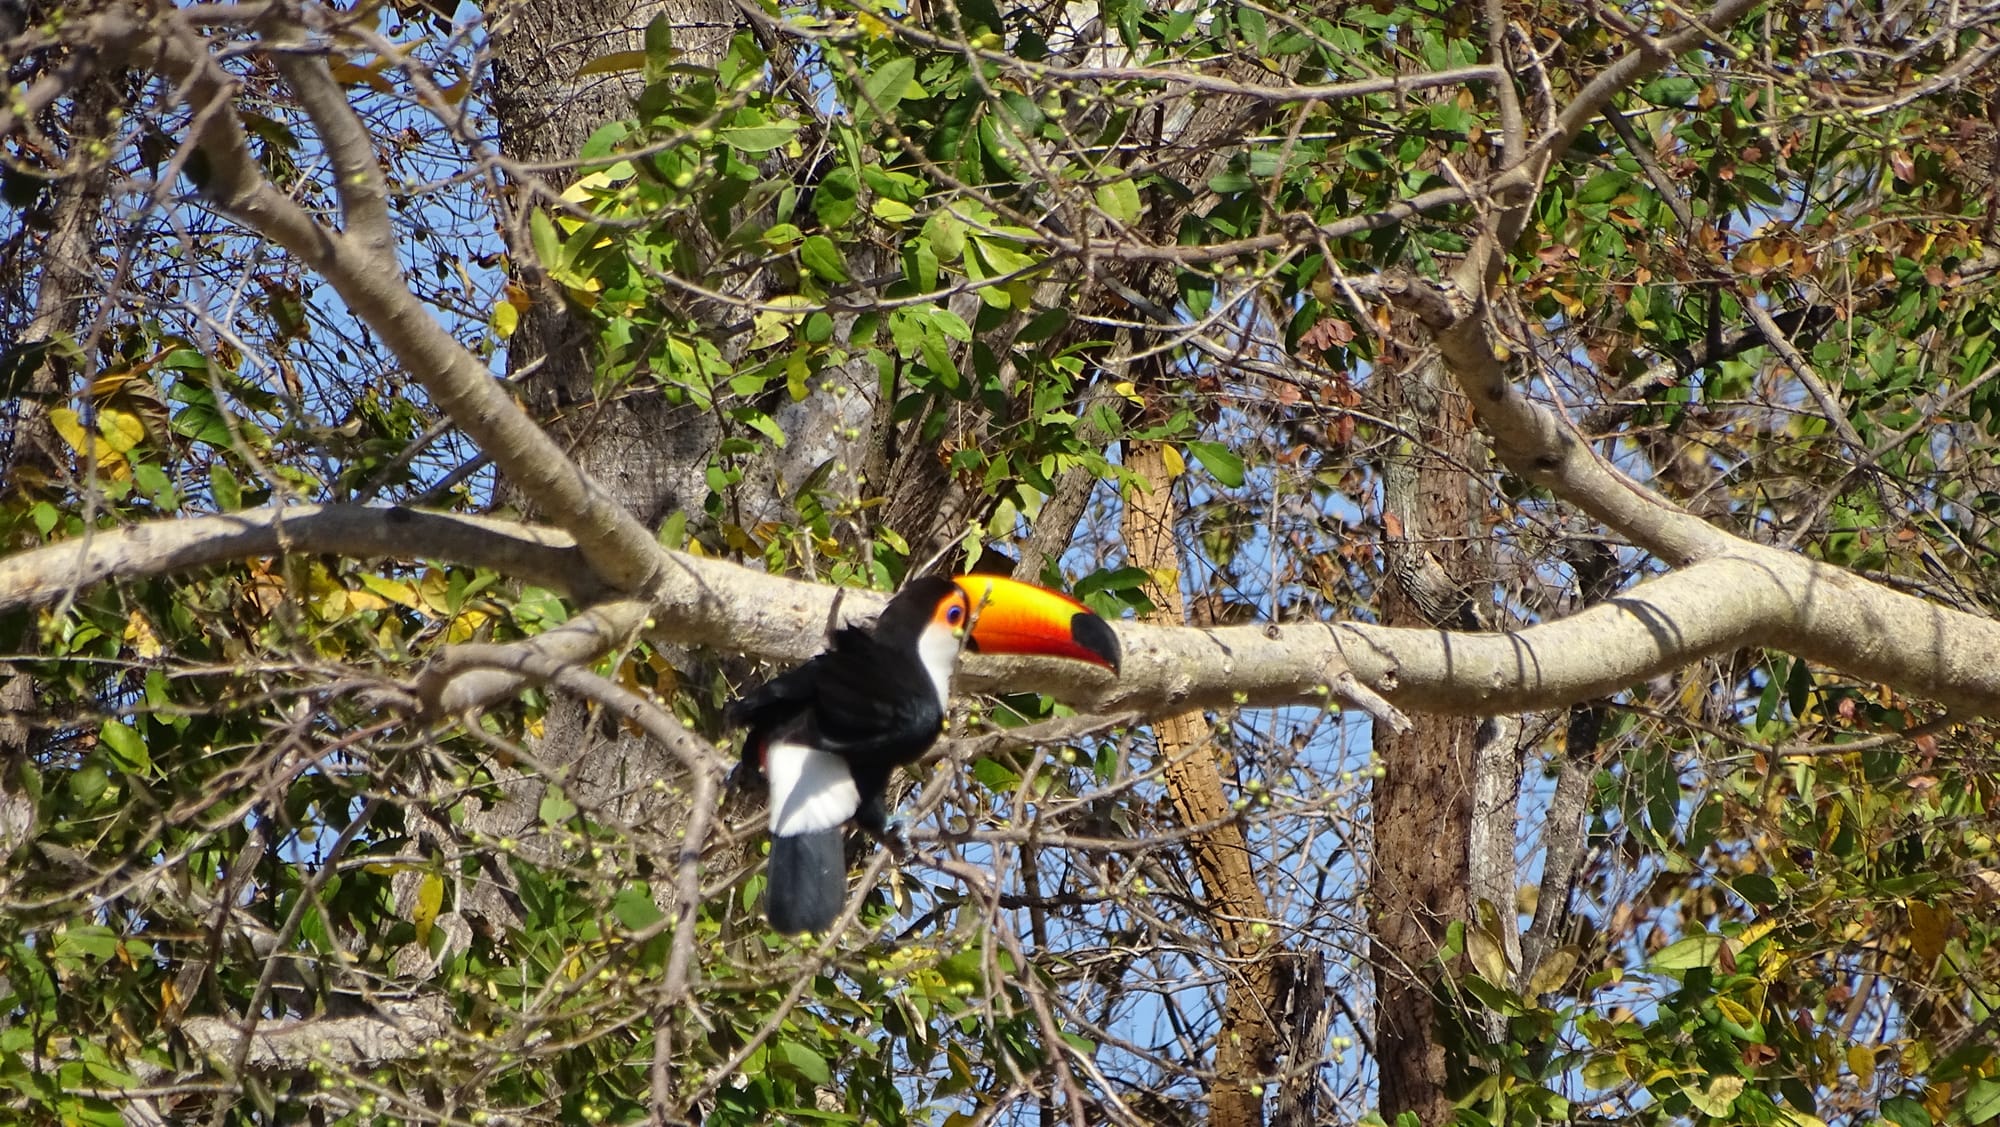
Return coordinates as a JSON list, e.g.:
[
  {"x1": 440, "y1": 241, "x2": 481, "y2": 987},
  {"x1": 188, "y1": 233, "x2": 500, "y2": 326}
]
[
  {"x1": 10, "y1": 509, "x2": 2000, "y2": 718},
  {"x1": 175, "y1": 996, "x2": 452, "y2": 1071},
  {"x1": 0, "y1": 504, "x2": 602, "y2": 614},
  {"x1": 263, "y1": 15, "x2": 393, "y2": 246},
  {"x1": 1384, "y1": 275, "x2": 1729, "y2": 566},
  {"x1": 79, "y1": 9, "x2": 664, "y2": 596}
]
